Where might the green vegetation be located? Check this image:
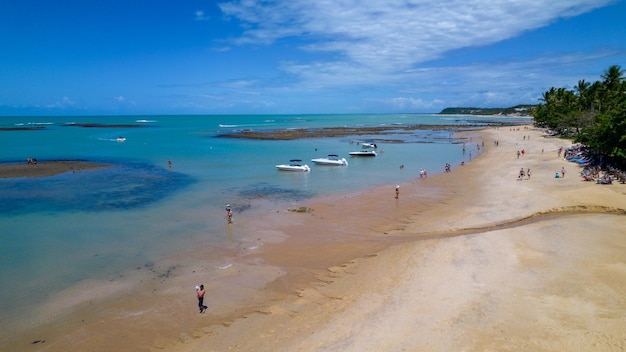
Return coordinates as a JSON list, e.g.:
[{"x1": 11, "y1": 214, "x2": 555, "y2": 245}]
[
  {"x1": 532, "y1": 65, "x2": 626, "y2": 166},
  {"x1": 439, "y1": 105, "x2": 535, "y2": 116}
]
